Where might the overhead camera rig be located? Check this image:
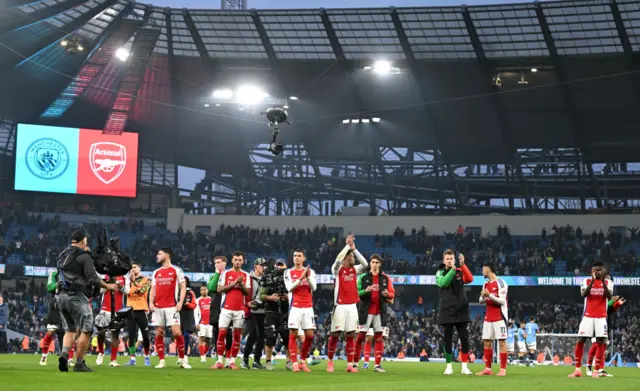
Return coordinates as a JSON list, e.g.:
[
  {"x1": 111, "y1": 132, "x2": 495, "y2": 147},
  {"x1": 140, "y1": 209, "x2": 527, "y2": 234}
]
[{"x1": 261, "y1": 107, "x2": 290, "y2": 156}]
